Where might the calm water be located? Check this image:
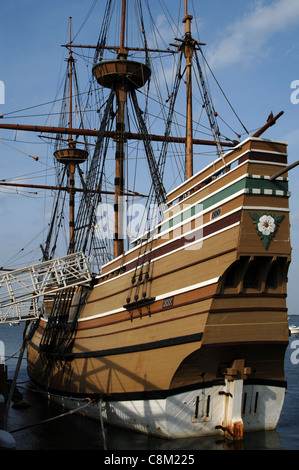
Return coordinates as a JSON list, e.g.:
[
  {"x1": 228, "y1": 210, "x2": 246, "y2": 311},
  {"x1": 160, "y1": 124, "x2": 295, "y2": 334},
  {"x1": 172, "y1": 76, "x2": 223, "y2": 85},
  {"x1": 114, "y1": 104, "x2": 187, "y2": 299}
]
[{"x1": 1, "y1": 318, "x2": 299, "y2": 451}]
